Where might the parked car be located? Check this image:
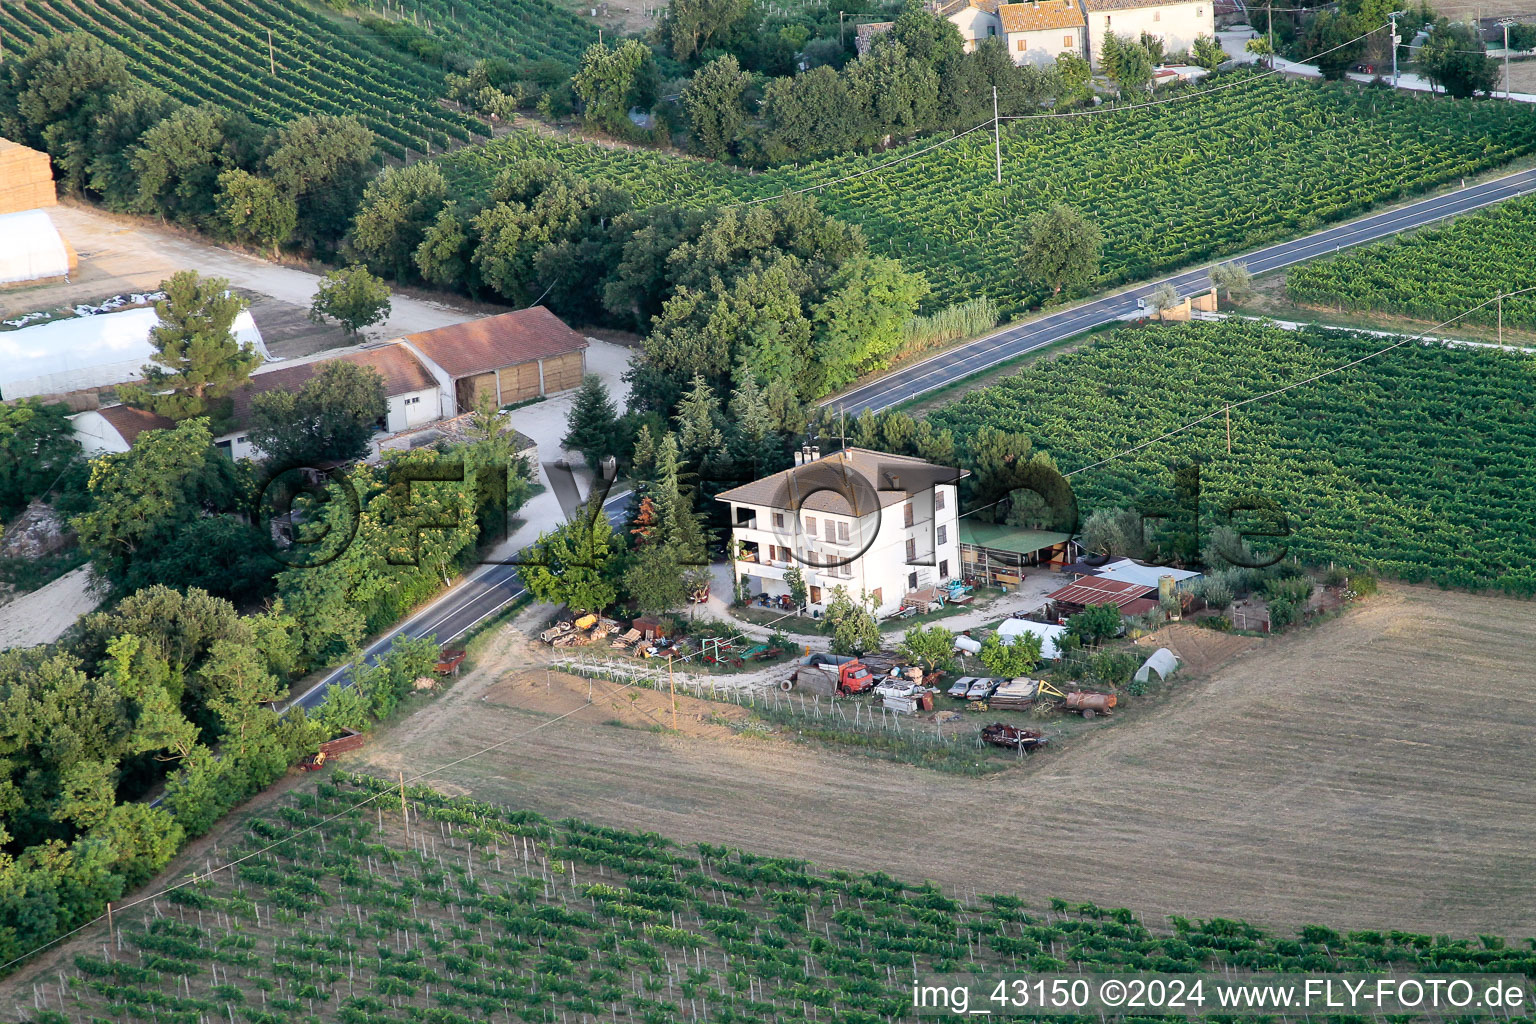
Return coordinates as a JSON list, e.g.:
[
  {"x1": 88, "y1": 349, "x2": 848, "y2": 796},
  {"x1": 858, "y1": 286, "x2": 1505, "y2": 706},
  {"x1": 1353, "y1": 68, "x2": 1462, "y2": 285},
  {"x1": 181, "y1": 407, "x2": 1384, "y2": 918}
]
[
  {"x1": 948, "y1": 676, "x2": 976, "y2": 699},
  {"x1": 966, "y1": 677, "x2": 1000, "y2": 701}
]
